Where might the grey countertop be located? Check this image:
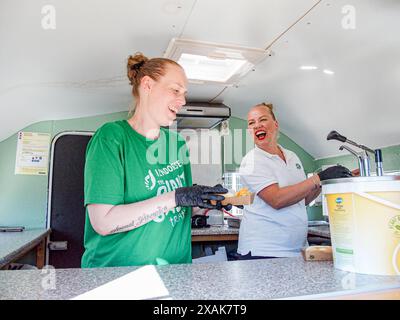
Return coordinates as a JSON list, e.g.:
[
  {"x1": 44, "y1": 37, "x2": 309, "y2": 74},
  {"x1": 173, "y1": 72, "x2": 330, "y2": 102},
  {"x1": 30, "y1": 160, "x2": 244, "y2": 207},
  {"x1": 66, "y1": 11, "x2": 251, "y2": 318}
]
[
  {"x1": 0, "y1": 228, "x2": 51, "y2": 268},
  {"x1": 1, "y1": 257, "x2": 399, "y2": 300},
  {"x1": 192, "y1": 223, "x2": 331, "y2": 238},
  {"x1": 191, "y1": 223, "x2": 239, "y2": 236}
]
